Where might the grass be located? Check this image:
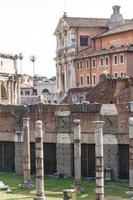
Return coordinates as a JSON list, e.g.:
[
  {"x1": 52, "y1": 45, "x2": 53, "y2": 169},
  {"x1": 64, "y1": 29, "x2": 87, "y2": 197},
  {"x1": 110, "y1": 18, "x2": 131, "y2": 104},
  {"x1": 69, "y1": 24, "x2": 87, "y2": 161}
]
[{"x1": 0, "y1": 172, "x2": 131, "y2": 200}]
